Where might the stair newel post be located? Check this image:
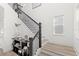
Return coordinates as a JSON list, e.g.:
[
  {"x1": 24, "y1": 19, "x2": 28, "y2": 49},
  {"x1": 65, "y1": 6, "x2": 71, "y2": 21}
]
[
  {"x1": 39, "y1": 22, "x2": 42, "y2": 48},
  {"x1": 29, "y1": 37, "x2": 33, "y2": 56}
]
